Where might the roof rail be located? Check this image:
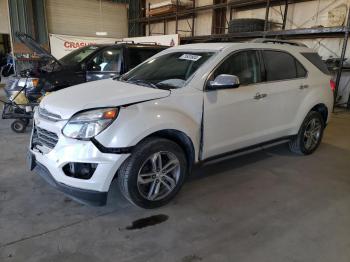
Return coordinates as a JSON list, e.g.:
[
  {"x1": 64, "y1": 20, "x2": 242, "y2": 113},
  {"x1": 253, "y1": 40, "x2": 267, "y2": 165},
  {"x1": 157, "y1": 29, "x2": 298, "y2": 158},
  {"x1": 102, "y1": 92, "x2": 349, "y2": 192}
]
[
  {"x1": 115, "y1": 40, "x2": 135, "y2": 44},
  {"x1": 251, "y1": 38, "x2": 307, "y2": 47},
  {"x1": 136, "y1": 41, "x2": 159, "y2": 45},
  {"x1": 114, "y1": 40, "x2": 162, "y2": 46}
]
